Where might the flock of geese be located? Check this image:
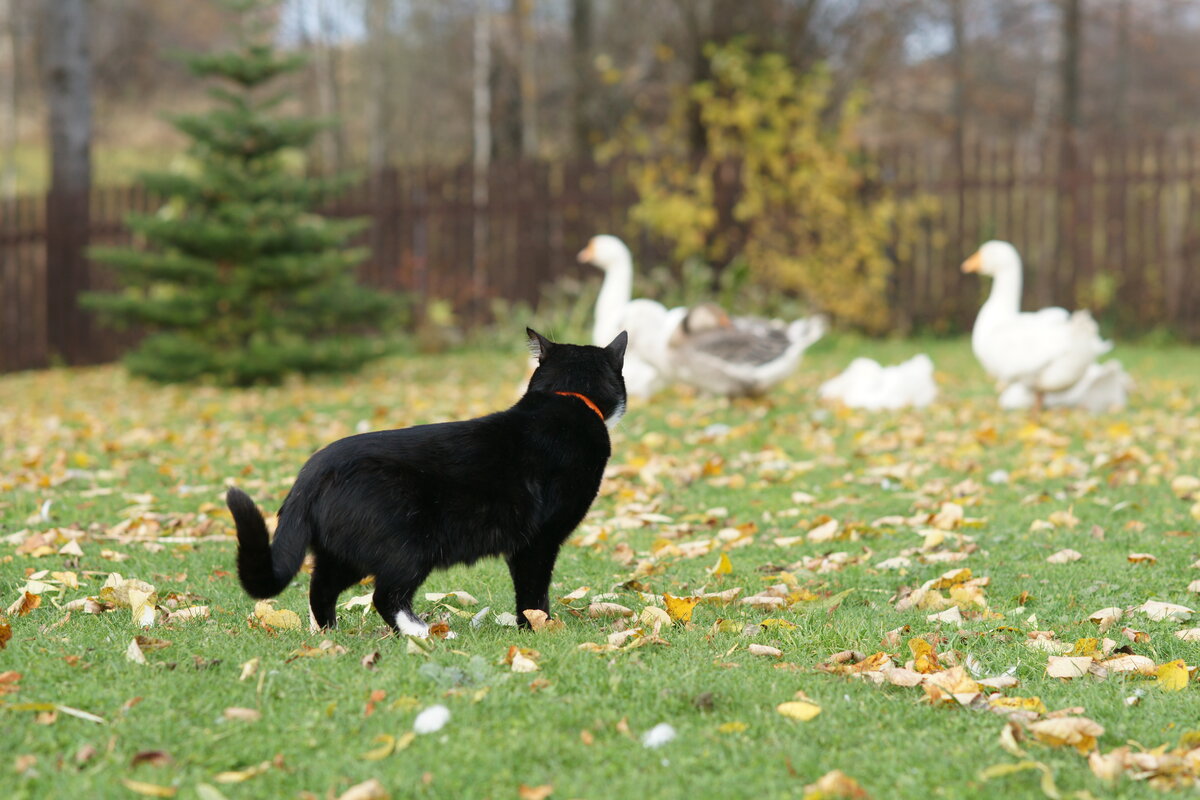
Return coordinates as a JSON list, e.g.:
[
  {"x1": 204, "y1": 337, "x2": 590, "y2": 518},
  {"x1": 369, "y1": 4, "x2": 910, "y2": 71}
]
[{"x1": 576, "y1": 234, "x2": 1132, "y2": 413}]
